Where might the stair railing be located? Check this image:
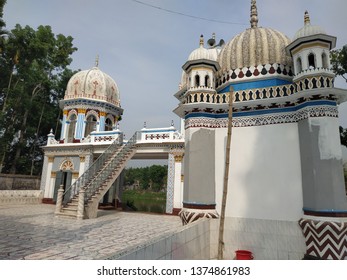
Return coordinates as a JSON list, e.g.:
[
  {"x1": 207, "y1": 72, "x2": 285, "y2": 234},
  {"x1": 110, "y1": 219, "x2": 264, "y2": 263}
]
[
  {"x1": 83, "y1": 131, "x2": 139, "y2": 204},
  {"x1": 62, "y1": 133, "x2": 124, "y2": 205}
]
